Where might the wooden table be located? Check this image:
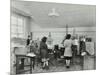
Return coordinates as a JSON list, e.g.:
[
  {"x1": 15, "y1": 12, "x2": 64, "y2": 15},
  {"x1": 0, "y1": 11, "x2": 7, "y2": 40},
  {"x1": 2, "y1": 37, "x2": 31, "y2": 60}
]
[{"x1": 16, "y1": 54, "x2": 35, "y2": 74}]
